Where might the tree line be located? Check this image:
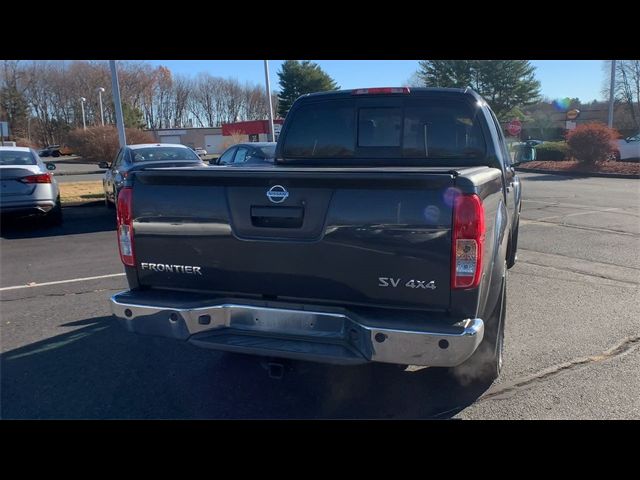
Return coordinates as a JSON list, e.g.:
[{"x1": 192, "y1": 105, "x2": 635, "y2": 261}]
[
  {"x1": 0, "y1": 60, "x2": 278, "y2": 147},
  {"x1": 3, "y1": 59, "x2": 635, "y2": 148}
]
